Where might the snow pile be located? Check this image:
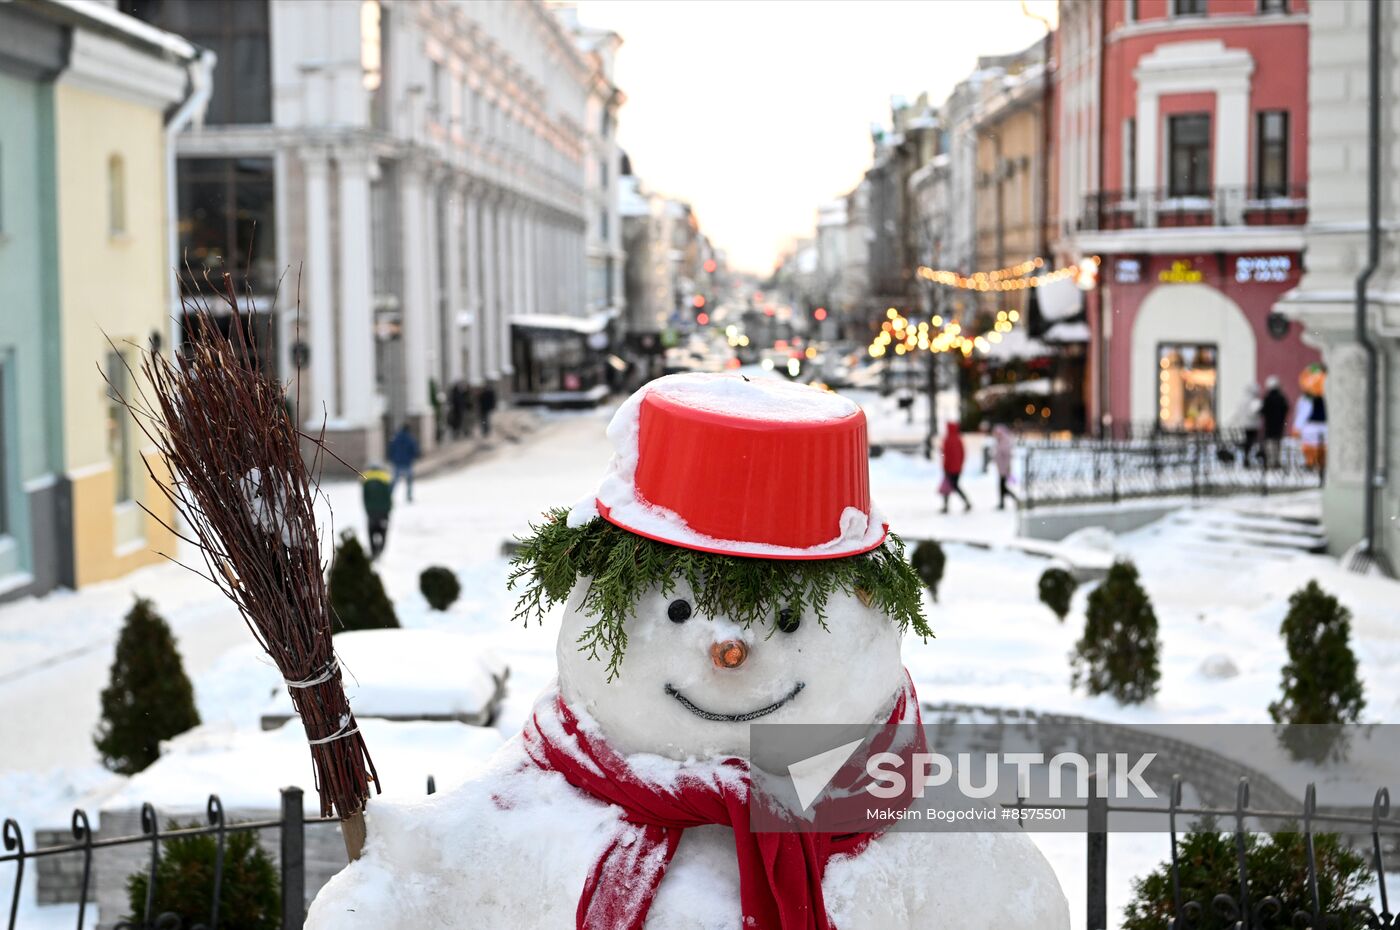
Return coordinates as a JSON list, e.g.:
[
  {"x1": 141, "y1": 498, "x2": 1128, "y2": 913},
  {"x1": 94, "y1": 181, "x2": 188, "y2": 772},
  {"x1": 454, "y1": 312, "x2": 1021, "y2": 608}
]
[
  {"x1": 263, "y1": 629, "x2": 505, "y2": 721},
  {"x1": 102, "y1": 718, "x2": 503, "y2": 816}
]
